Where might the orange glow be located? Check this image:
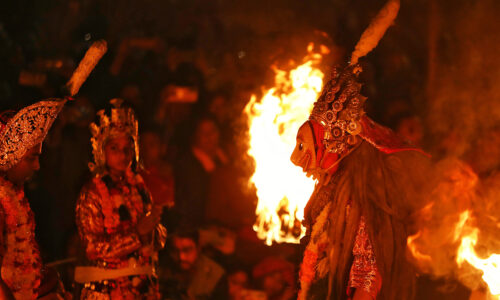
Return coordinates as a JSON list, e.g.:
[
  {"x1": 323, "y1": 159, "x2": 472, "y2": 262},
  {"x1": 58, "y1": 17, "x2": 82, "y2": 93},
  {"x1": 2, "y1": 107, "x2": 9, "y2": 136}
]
[
  {"x1": 407, "y1": 231, "x2": 432, "y2": 263},
  {"x1": 244, "y1": 44, "x2": 324, "y2": 245},
  {"x1": 455, "y1": 211, "x2": 500, "y2": 299}
]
